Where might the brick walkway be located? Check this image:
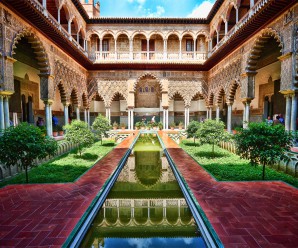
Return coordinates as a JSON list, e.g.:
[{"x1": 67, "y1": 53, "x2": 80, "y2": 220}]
[
  {"x1": 158, "y1": 132, "x2": 298, "y2": 248},
  {"x1": 0, "y1": 135, "x2": 135, "y2": 248}
]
